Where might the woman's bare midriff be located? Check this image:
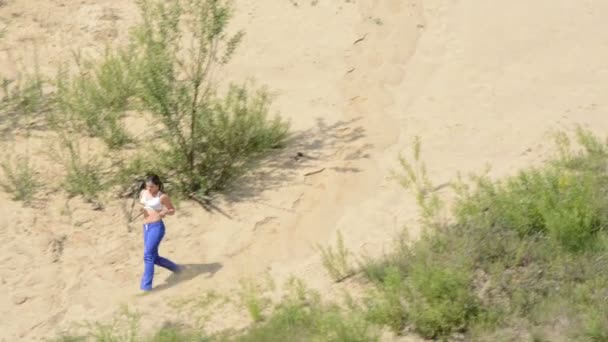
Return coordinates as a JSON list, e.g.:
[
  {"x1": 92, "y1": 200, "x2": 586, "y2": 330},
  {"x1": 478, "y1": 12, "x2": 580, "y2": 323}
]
[{"x1": 142, "y1": 209, "x2": 163, "y2": 224}]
